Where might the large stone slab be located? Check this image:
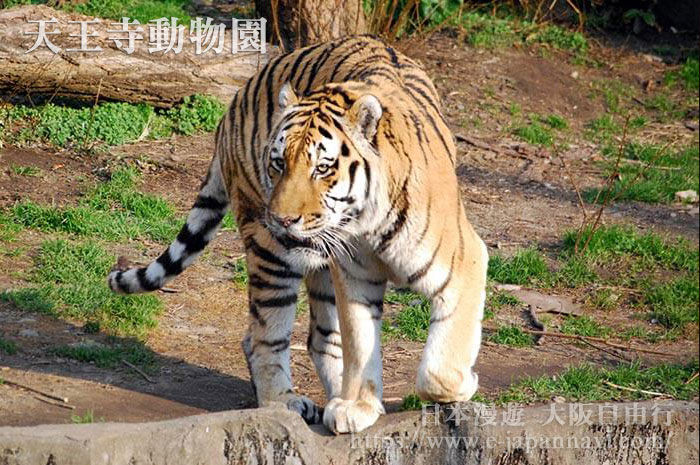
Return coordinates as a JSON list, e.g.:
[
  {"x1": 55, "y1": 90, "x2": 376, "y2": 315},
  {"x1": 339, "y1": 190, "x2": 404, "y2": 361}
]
[{"x1": 0, "y1": 401, "x2": 697, "y2": 464}]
